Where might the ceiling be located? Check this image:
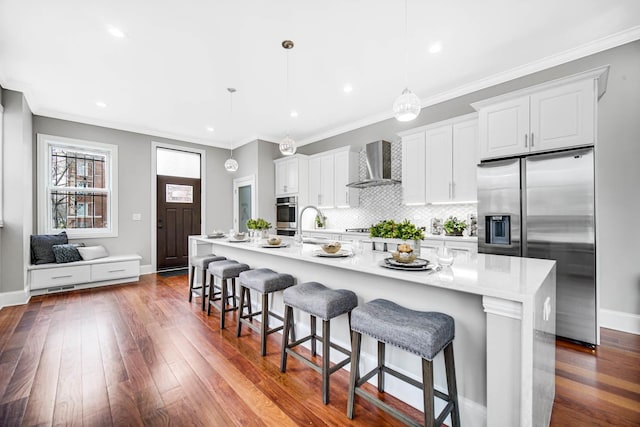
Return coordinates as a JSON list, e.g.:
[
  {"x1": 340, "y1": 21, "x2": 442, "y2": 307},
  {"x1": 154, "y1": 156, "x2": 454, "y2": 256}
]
[{"x1": 1, "y1": 1, "x2": 639, "y2": 150}]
